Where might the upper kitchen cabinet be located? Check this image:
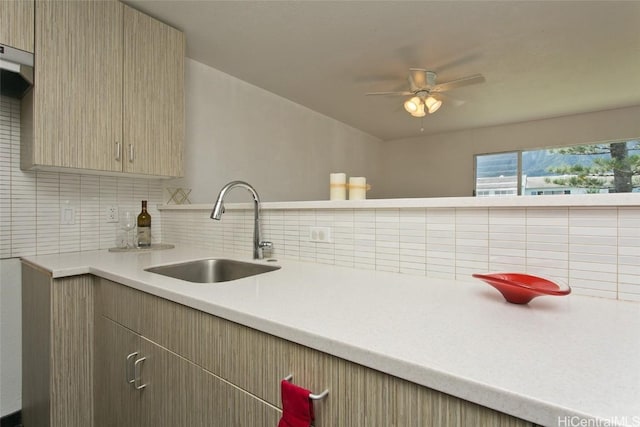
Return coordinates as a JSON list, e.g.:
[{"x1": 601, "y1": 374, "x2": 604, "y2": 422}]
[
  {"x1": 0, "y1": 0, "x2": 35, "y2": 52},
  {"x1": 123, "y1": 5, "x2": 185, "y2": 177},
  {"x1": 21, "y1": 0, "x2": 185, "y2": 178},
  {"x1": 22, "y1": 0, "x2": 123, "y2": 173}
]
